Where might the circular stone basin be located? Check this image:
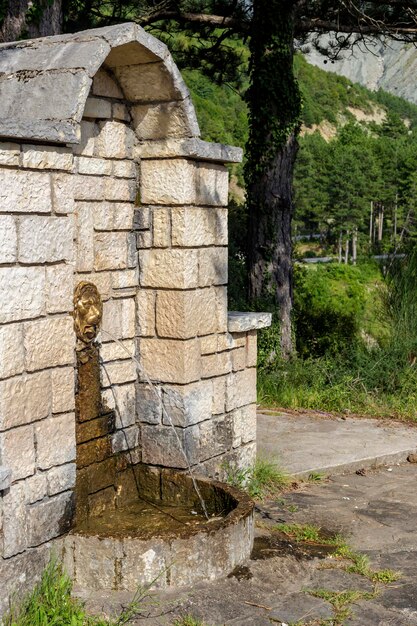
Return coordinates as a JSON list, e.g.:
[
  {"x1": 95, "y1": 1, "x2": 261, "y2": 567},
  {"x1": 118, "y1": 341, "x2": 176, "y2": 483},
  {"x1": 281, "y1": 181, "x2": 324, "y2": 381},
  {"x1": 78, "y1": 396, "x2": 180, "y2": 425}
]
[{"x1": 60, "y1": 466, "x2": 254, "y2": 591}]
